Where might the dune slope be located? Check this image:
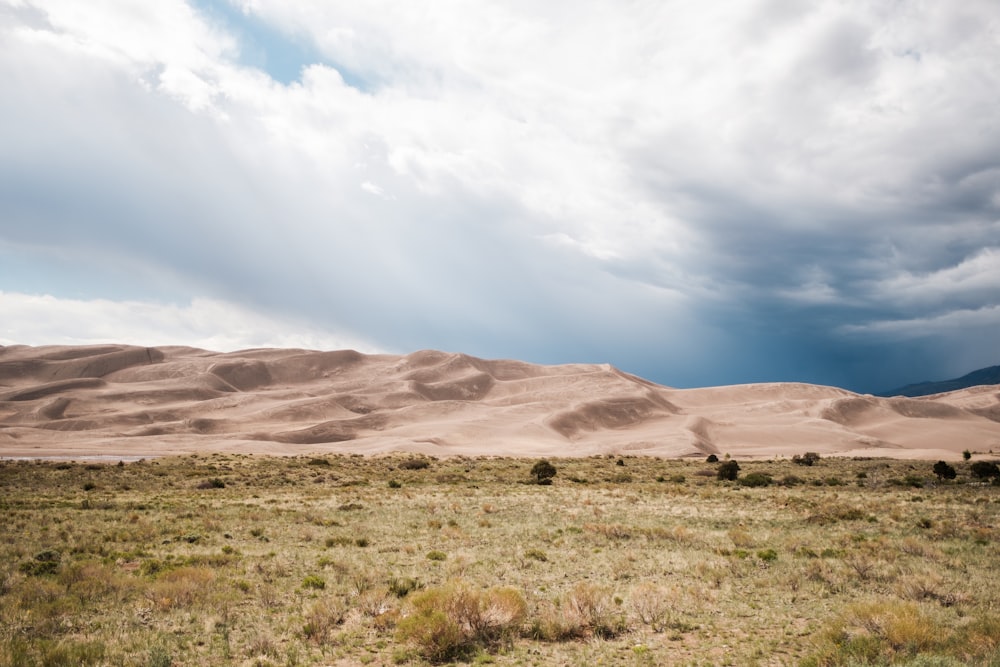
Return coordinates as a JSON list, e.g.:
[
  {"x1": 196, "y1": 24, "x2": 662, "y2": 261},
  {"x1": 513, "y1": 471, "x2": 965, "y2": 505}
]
[{"x1": 2, "y1": 344, "x2": 999, "y2": 459}]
